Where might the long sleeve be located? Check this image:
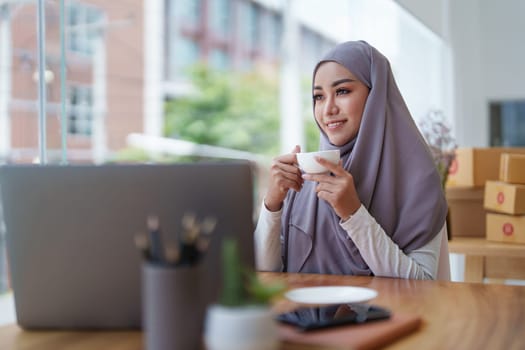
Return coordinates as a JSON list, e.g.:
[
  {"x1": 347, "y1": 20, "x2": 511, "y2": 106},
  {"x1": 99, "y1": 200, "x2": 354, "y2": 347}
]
[
  {"x1": 254, "y1": 201, "x2": 444, "y2": 279},
  {"x1": 254, "y1": 202, "x2": 282, "y2": 271},
  {"x1": 341, "y1": 205, "x2": 443, "y2": 279}
]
